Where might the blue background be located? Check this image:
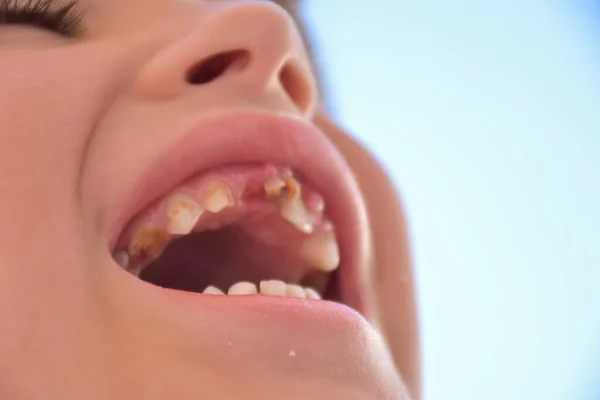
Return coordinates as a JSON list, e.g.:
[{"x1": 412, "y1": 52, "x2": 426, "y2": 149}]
[{"x1": 305, "y1": 1, "x2": 600, "y2": 399}]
